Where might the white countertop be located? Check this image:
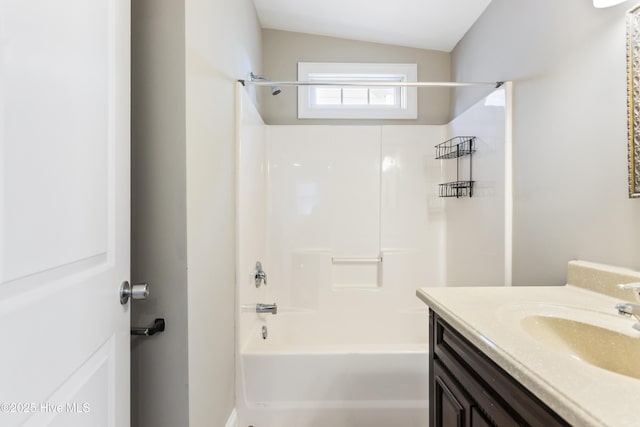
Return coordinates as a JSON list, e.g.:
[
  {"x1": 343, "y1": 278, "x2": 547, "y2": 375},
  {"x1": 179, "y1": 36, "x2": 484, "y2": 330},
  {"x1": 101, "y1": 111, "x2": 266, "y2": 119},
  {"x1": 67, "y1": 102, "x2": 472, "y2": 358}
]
[{"x1": 417, "y1": 260, "x2": 640, "y2": 427}]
